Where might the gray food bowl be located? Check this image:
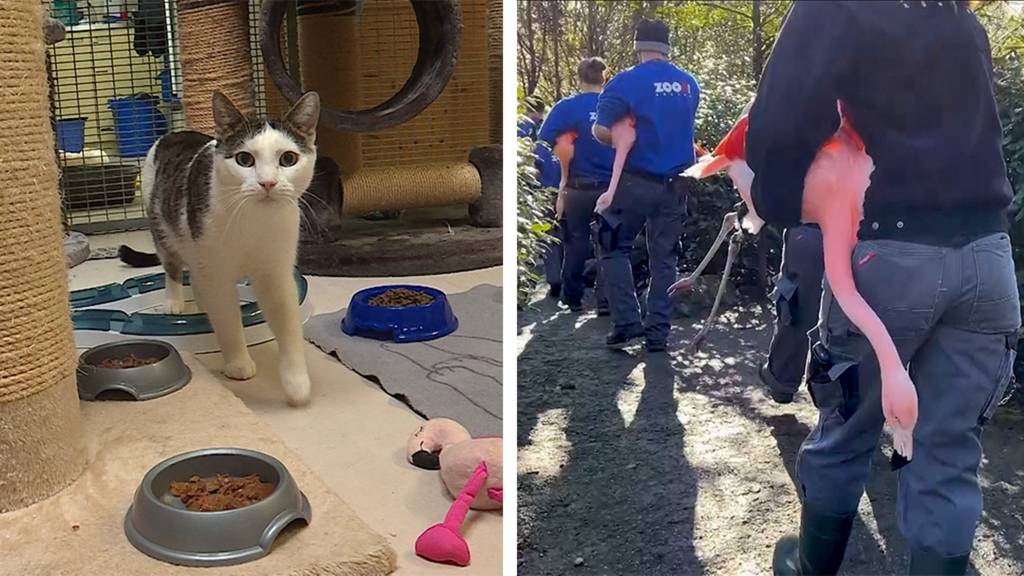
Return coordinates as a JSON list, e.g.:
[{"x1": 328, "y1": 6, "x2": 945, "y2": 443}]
[
  {"x1": 77, "y1": 339, "x2": 191, "y2": 401},
  {"x1": 124, "y1": 447, "x2": 312, "y2": 567}
]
